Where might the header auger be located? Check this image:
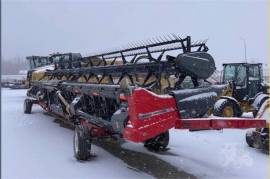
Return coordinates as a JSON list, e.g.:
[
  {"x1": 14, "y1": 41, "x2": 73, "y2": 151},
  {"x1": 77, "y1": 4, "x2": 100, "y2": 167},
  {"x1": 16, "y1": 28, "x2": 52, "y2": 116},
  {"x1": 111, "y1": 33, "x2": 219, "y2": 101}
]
[{"x1": 25, "y1": 35, "x2": 266, "y2": 161}]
